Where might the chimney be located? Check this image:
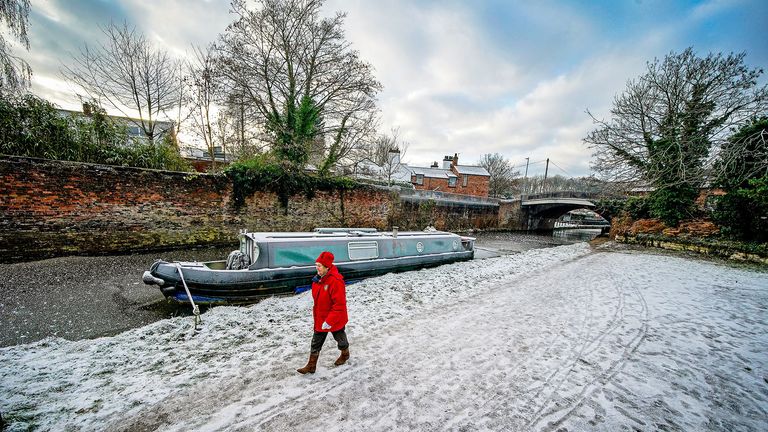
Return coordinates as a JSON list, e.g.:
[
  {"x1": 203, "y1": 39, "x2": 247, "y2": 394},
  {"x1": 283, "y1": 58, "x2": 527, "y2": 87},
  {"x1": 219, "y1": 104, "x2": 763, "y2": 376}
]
[
  {"x1": 442, "y1": 155, "x2": 452, "y2": 169},
  {"x1": 431, "y1": 161, "x2": 438, "y2": 168},
  {"x1": 452, "y1": 153, "x2": 458, "y2": 167}
]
